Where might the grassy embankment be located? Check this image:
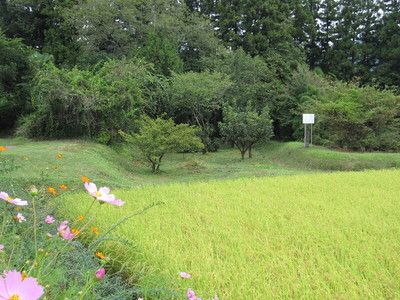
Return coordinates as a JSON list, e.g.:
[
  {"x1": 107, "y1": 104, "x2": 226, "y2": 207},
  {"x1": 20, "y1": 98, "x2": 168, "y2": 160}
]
[
  {"x1": 1, "y1": 138, "x2": 399, "y2": 192},
  {"x1": 1, "y1": 138, "x2": 400, "y2": 299}
]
